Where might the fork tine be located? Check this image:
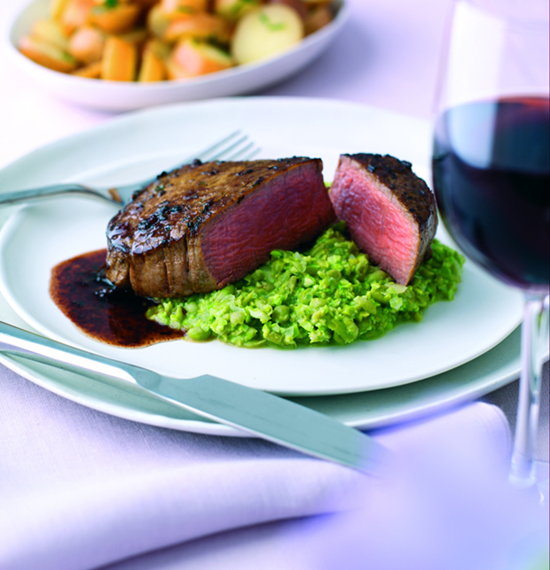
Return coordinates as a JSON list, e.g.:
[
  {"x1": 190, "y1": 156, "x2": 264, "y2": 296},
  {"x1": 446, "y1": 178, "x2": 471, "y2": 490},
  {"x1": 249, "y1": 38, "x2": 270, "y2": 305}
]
[
  {"x1": 114, "y1": 132, "x2": 260, "y2": 205},
  {"x1": 222, "y1": 141, "x2": 254, "y2": 160},
  {"x1": 202, "y1": 134, "x2": 251, "y2": 162},
  {"x1": 183, "y1": 130, "x2": 242, "y2": 163},
  {"x1": 181, "y1": 131, "x2": 261, "y2": 164},
  {"x1": 225, "y1": 143, "x2": 262, "y2": 162},
  {"x1": 244, "y1": 147, "x2": 262, "y2": 160}
]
